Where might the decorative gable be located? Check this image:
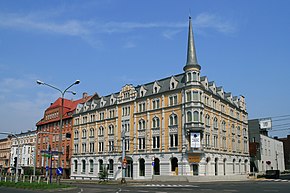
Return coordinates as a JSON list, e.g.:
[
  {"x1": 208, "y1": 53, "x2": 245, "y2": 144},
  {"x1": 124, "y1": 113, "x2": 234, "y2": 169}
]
[
  {"x1": 118, "y1": 84, "x2": 137, "y2": 103},
  {"x1": 209, "y1": 81, "x2": 216, "y2": 94},
  {"x1": 201, "y1": 76, "x2": 208, "y2": 89},
  {"x1": 100, "y1": 97, "x2": 106, "y2": 107},
  {"x1": 140, "y1": 86, "x2": 147, "y2": 97},
  {"x1": 153, "y1": 81, "x2": 161, "y2": 94},
  {"x1": 217, "y1": 87, "x2": 224, "y2": 99},
  {"x1": 169, "y1": 76, "x2": 178, "y2": 90},
  {"x1": 110, "y1": 94, "x2": 116, "y2": 105}
]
